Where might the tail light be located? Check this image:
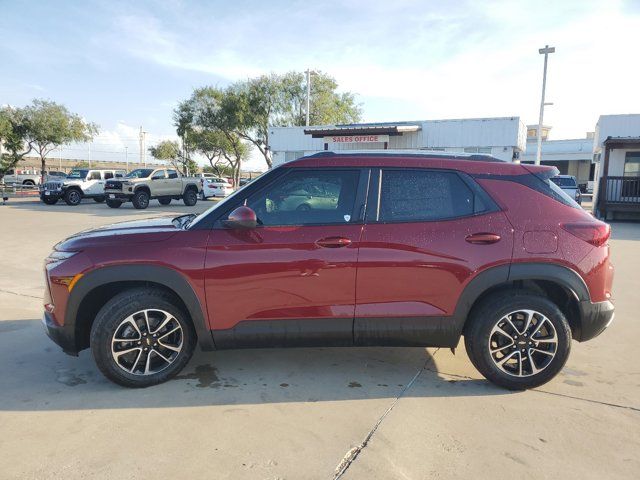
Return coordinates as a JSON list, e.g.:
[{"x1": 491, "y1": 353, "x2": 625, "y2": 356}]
[{"x1": 561, "y1": 221, "x2": 610, "y2": 247}]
